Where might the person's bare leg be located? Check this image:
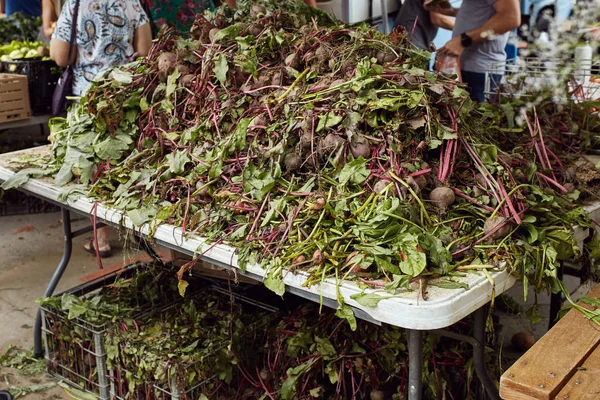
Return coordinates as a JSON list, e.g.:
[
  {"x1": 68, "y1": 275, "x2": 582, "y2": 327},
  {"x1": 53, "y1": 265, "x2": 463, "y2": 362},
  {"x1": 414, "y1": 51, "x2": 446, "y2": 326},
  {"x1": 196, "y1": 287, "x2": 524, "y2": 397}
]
[{"x1": 84, "y1": 226, "x2": 111, "y2": 255}]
